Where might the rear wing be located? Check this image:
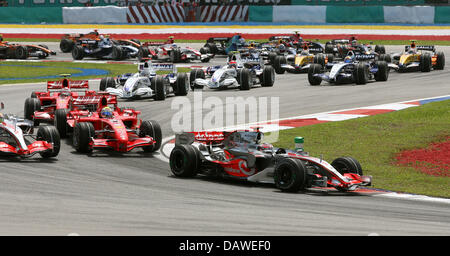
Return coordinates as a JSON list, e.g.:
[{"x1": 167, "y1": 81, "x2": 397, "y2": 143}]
[
  {"x1": 71, "y1": 94, "x2": 117, "y2": 110},
  {"x1": 151, "y1": 63, "x2": 176, "y2": 73},
  {"x1": 47, "y1": 79, "x2": 89, "y2": 91},
  {"x1": 175, "y1": 131, "x2": 226, "y2": 145},
  {"x1": 331, "y1": 39, "x2": 349, "y2": 44},
  {"x1": 355, "y1": 54, "x2": 376, "y2": 61},
  {"x1": 416, "y1": 45, "x2": 435, "y2": 52},
  {"x1": 269, "y1": 35, "x2": 291, "y2": 41},
  {"x1": 206, "y1": 37, "x2": 231, "y2": 43}
]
